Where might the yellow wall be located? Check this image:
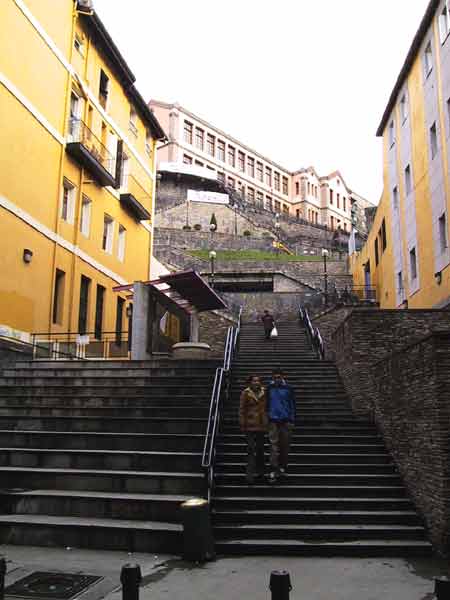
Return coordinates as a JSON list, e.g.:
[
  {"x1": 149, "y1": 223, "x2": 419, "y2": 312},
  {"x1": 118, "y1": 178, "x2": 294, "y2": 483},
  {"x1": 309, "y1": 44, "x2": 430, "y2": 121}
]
[
  {"x1": 0, "y1": 0, "x2": 159, "y2": 341},
  {"x1": 352, "y1": 12, "x2": 450, "y2": 309}
]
